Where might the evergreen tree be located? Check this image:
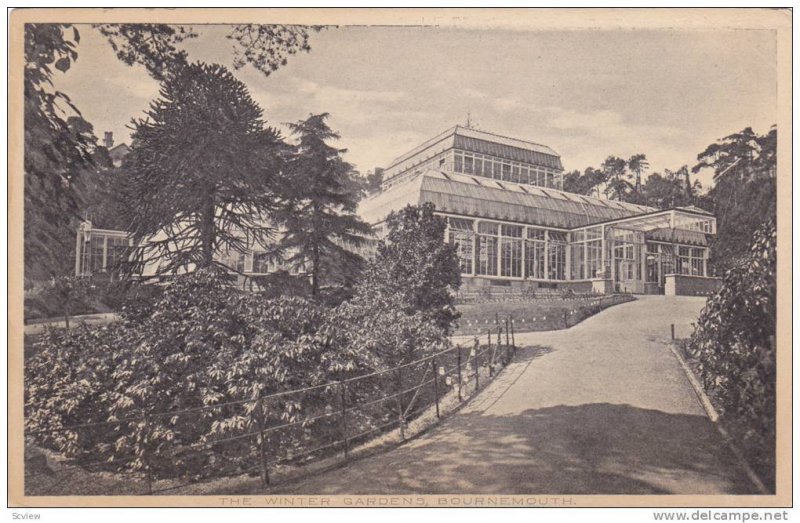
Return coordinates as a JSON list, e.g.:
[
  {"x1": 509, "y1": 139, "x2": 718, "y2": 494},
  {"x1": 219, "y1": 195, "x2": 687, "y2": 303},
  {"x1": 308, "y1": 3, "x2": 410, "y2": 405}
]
[
  {"x1": 23, "y1": 23, "x2": 322, "y2": 281},
  {"x1": 693, "y1": 126, "x2": 777, "y2": 273},
  {"x1": 601, "y1": 156, "x2": 631, "y2": 201},
  {"x1": 276, "y1": 113, "x2": 372, "y2": 296},
  {"x1": 627, "y1": 153, "x2": 649, "y2": 200},
  {"x1": 640, "y1": 165, "x2": 702, "y2": 210},
  {"x1": 363, "y1": 168, "x2": 385, "y2": 195},
  {"x1": 562, "y1": 167, "x2": 606, "y2": 197},
  {"x1": 123, "y1": 62, "x2": 285, "y2": 275},
  {"x1": 358, "y1": 203, "x2": 461, "y2": 333}
]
